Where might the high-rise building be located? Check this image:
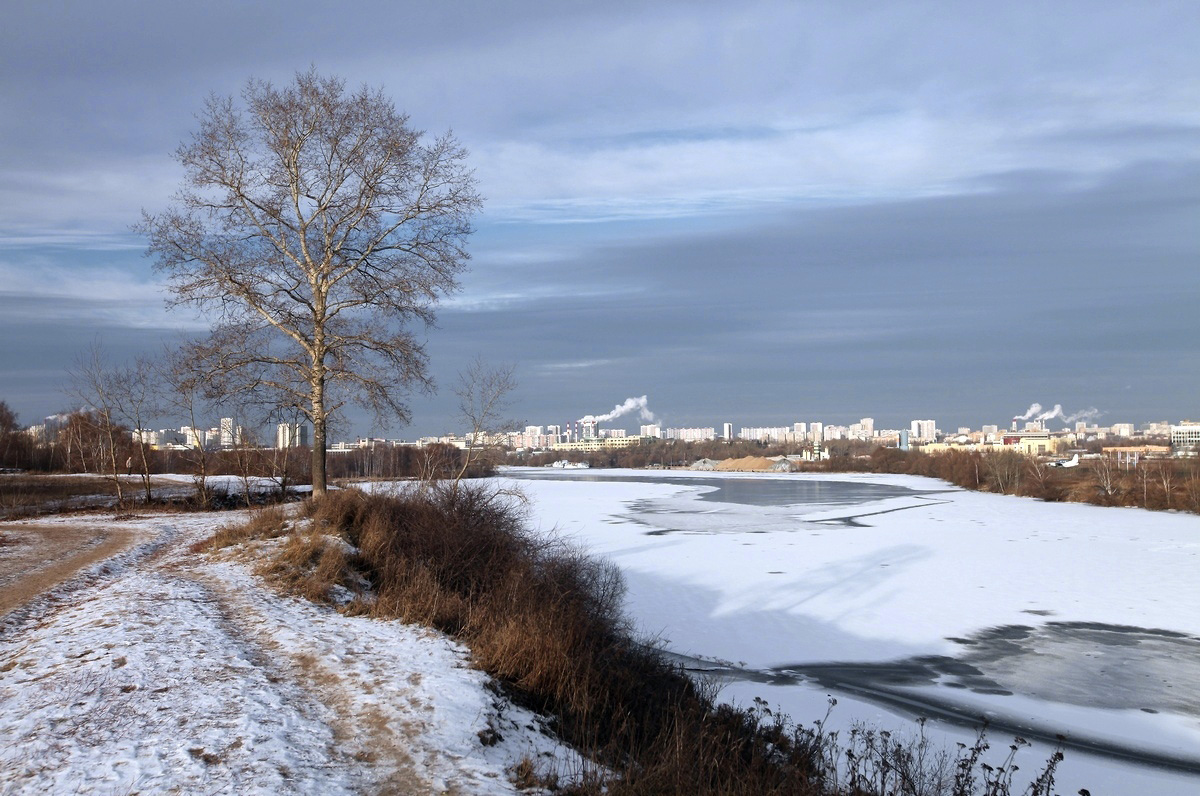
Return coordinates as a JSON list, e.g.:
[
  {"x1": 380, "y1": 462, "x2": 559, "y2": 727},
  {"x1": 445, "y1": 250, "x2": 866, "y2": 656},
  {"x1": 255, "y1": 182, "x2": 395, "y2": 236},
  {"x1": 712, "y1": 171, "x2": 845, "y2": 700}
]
[
  {"x1": 723, "y1": 422, "x2": 733, "y2": 440},
  {"x1": 640, "y1": 424, "x2": 662, "y2": 438},
  {"x1": 180, "y1": 425, "x2": 206, "y2": 449},
  {"x1": 276, "y1": 422, "x2": 310, "y2": 449},
  {"x1": 219, "y1": 417, "x2": 236, "y2": 449},
  {"x1": 910, "y1": 419, "x2": 936, "y2": 442}
]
